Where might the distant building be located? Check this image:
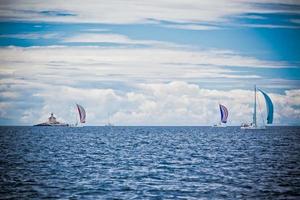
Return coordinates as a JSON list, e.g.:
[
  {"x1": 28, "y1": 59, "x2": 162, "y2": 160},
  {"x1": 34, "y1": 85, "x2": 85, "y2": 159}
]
[
  {"x1": 34, "y1": 113, "x2": 68, "y2": 126},
  {"x1": 48, "y1": 113, "x2": 57, "y2": 123}
]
